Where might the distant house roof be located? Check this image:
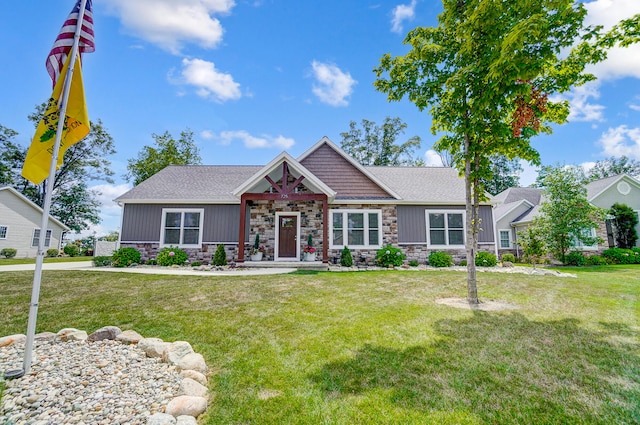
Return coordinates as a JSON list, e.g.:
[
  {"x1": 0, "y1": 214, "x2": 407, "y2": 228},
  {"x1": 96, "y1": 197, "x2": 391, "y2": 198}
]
[
  {"x1": 492, "y1": 187, "x2": 542, "y2": 206},
  {"x1": 586, "y1": 174, "x2": 640, "y2": 202},
  {"x1": 0, "y1": 186, "x2": 70, "y2": 230}
]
